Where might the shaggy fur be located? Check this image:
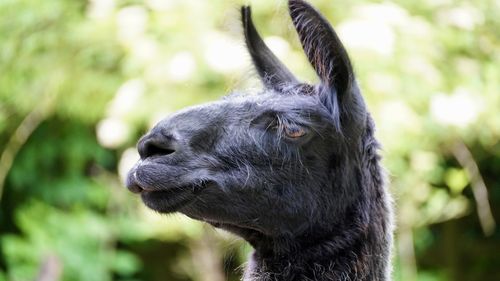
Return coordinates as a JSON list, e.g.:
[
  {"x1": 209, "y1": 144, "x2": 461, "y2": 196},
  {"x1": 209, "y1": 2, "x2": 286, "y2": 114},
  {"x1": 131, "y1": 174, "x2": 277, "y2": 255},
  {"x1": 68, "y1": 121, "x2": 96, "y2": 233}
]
[{"x1": 126, "y1": 1, "x2": 393, "y2": 280}]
